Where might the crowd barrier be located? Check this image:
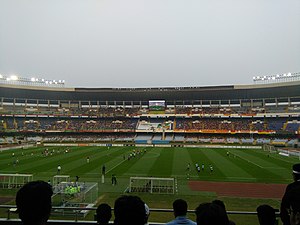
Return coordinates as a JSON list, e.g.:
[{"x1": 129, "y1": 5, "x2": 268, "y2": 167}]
[{"x1": 0, "y1": 205, "x2": 279, "y2": 225}]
